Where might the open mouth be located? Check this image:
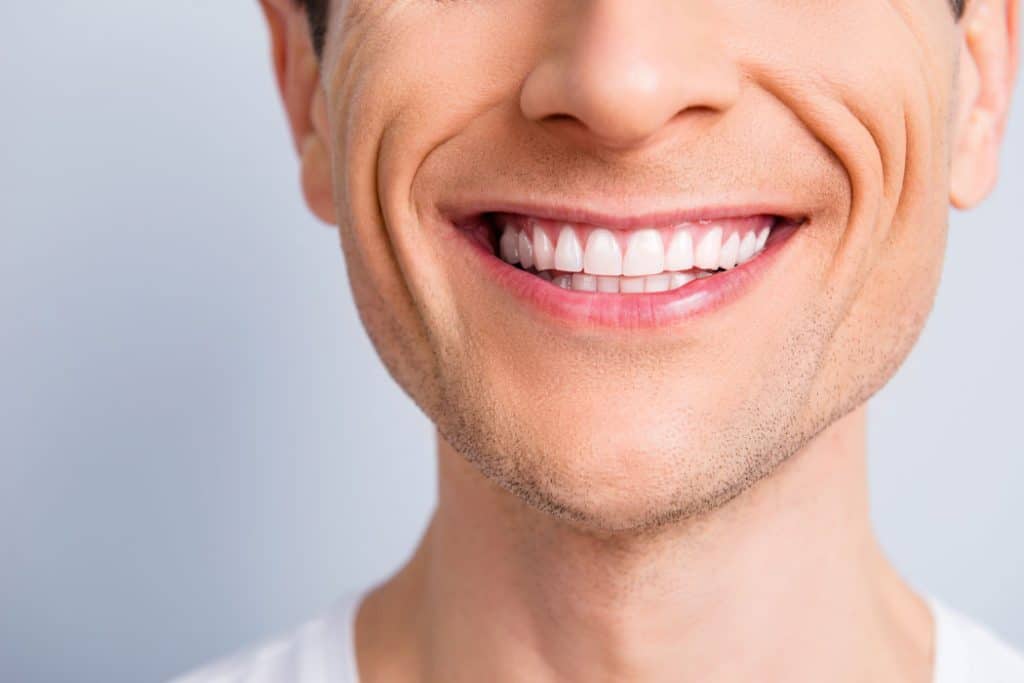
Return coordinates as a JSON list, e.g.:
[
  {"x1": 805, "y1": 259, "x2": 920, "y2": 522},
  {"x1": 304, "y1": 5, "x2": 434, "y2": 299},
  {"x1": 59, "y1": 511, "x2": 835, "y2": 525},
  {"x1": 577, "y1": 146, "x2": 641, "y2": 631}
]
[
  {"x1": 445, "y1": 202, "x2": 807, "y2": 328},
  {"x1": 474, "y1": 212, "x2": 799, "y2": 294}
]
